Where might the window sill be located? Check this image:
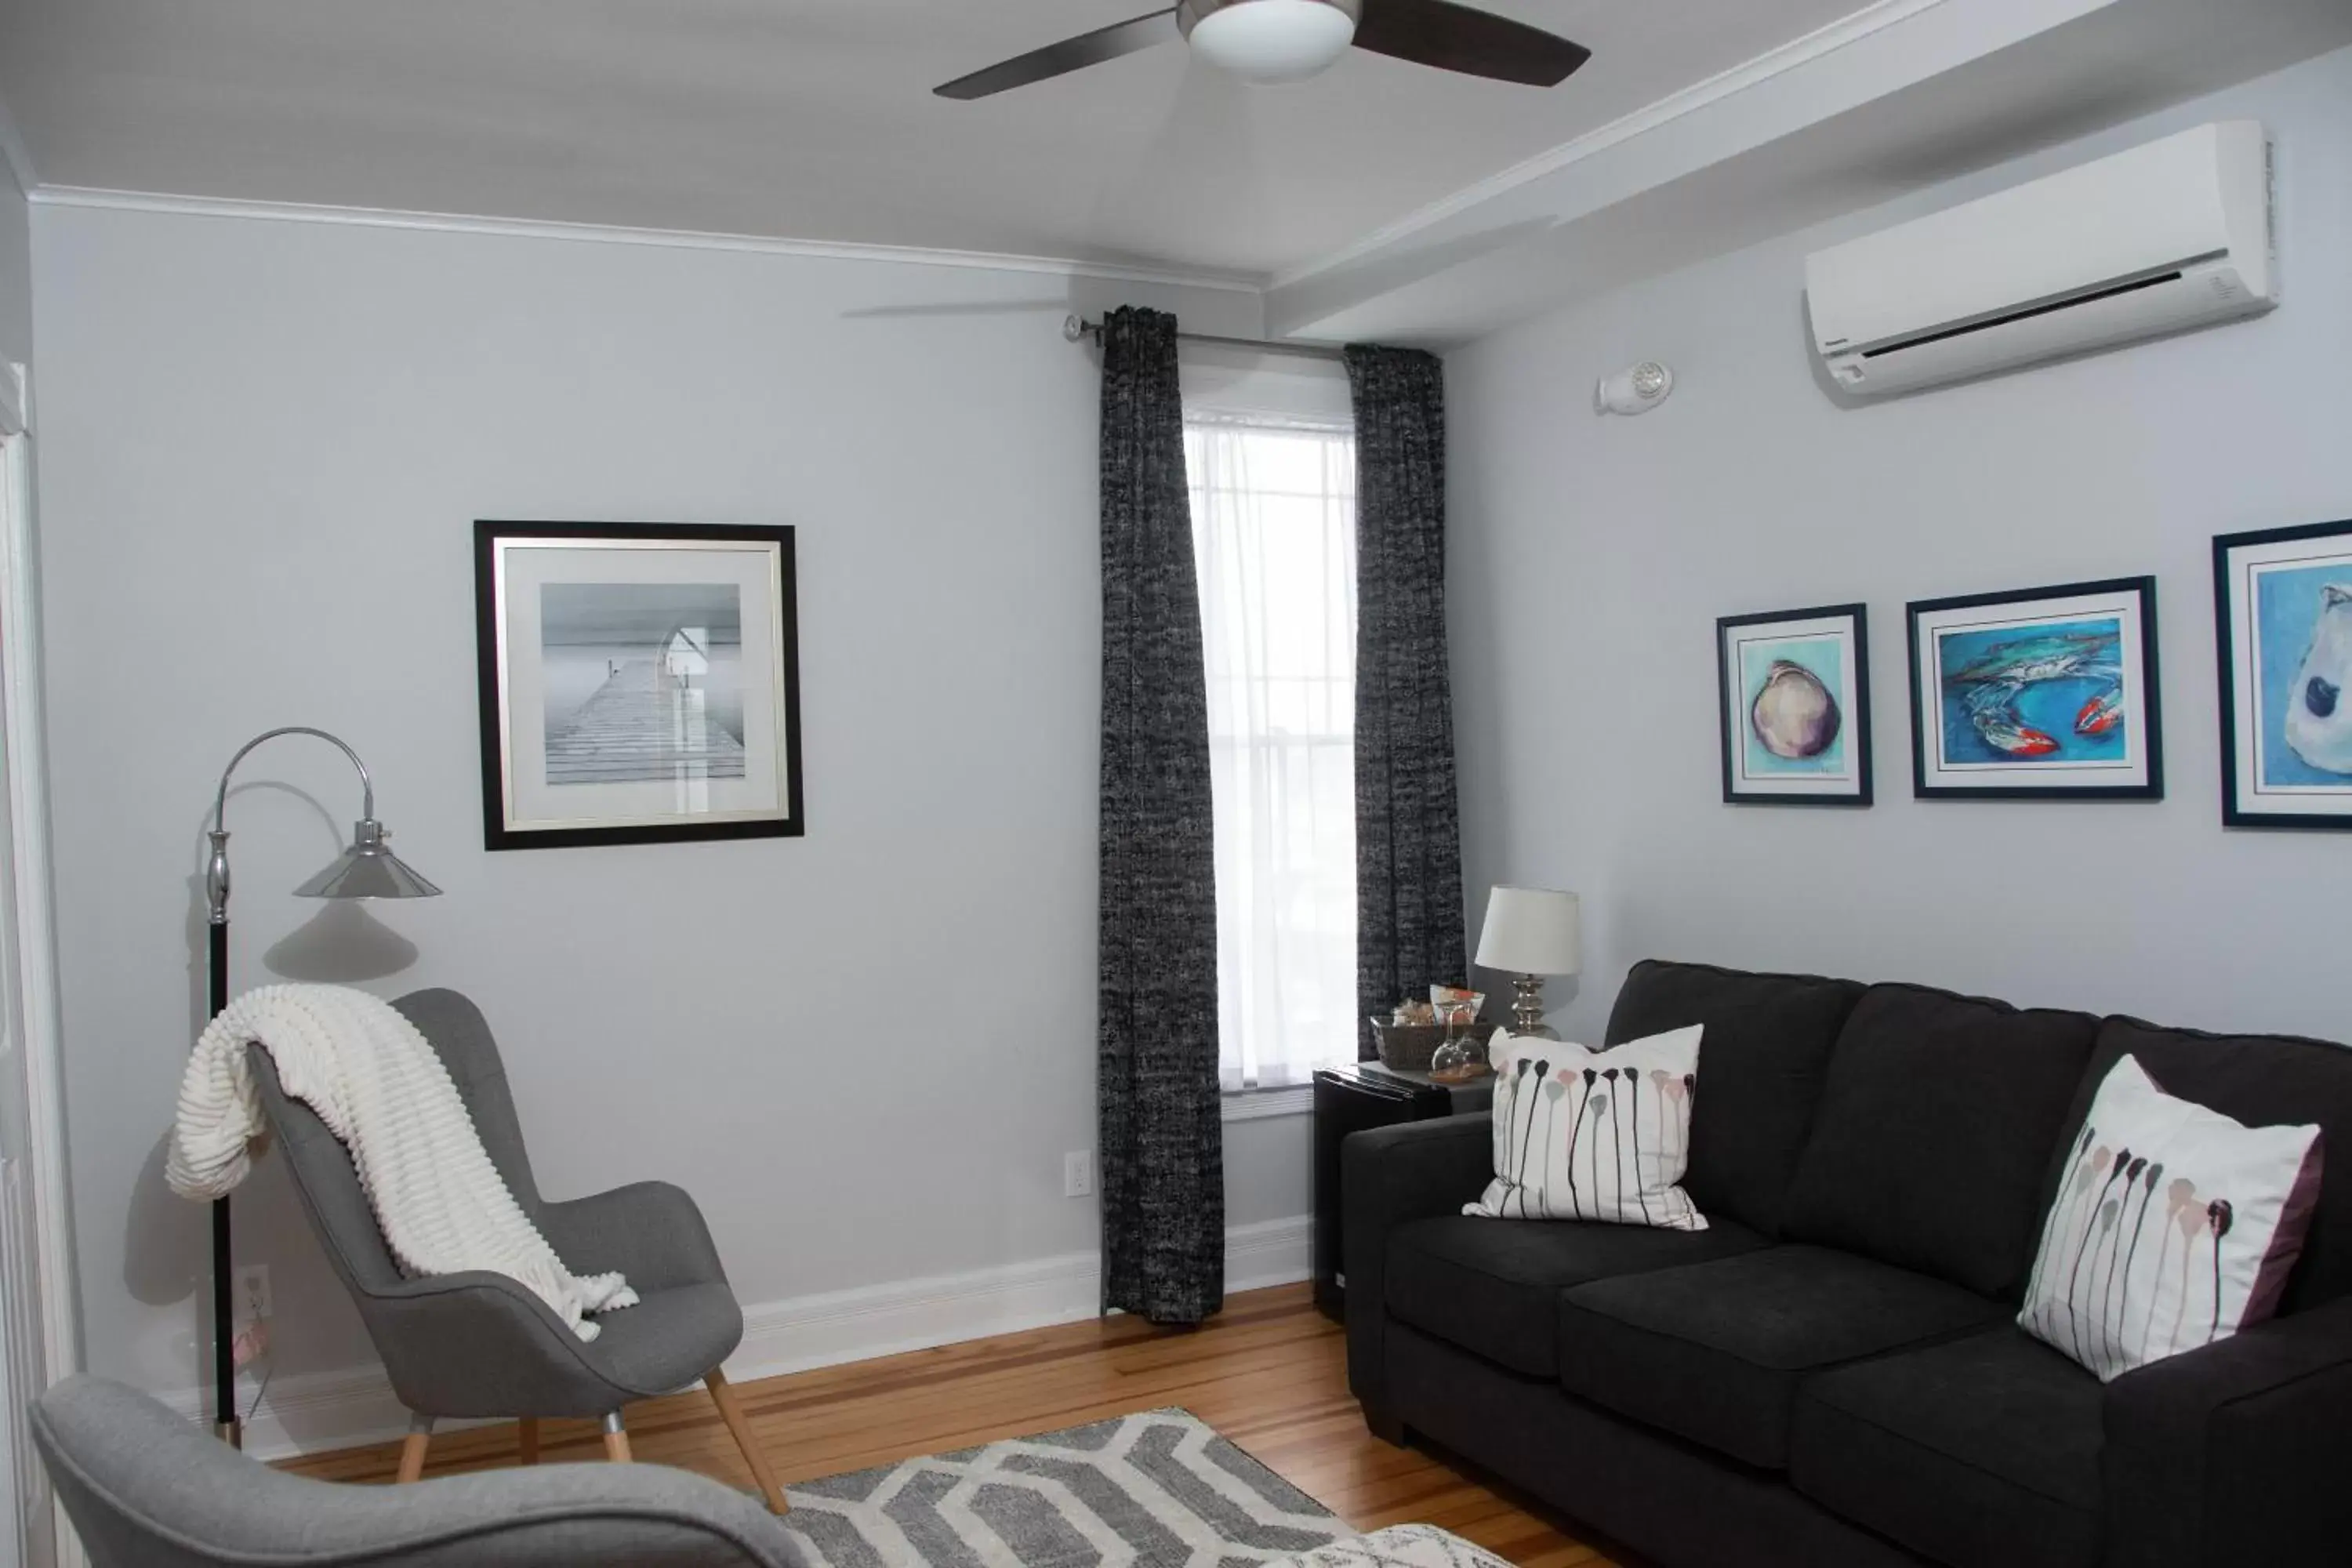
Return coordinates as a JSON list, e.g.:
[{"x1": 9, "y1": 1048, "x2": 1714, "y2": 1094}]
[{"x1": 1221, "y1": 1083, "x2": 1315, "y2": 1123}]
